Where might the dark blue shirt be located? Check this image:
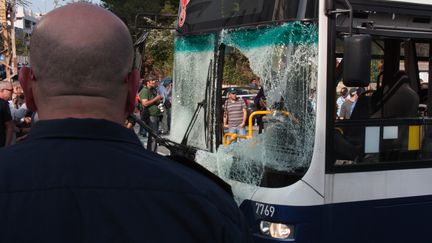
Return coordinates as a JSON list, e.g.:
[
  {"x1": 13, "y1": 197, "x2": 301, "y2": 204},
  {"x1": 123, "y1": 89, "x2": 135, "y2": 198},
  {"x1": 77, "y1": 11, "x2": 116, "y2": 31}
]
[{"x1": 0, "y1": 118, "x2": 250, "y2": 243}]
